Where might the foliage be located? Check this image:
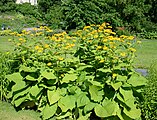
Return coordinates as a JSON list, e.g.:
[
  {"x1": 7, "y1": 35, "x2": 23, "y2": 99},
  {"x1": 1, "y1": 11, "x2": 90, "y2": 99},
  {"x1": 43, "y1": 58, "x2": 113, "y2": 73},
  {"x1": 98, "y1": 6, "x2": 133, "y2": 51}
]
[
  {"x1": 140, "y1": 62, "x2": 157, "y2": 119},
  {"x1": 4, "y1": 23, "x2": 147, "y2": 119},
  {"x1": 0, "y1": 52, "x2": 12, "y2": 101}
]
